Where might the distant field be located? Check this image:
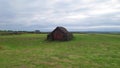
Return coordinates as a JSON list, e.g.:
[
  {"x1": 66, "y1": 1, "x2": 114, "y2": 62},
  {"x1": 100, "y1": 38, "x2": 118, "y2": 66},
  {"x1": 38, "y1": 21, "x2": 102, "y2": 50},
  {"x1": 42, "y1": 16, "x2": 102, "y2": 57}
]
[{"x1": 0, "y1": 34, "x2": 120, "y2": 68}]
